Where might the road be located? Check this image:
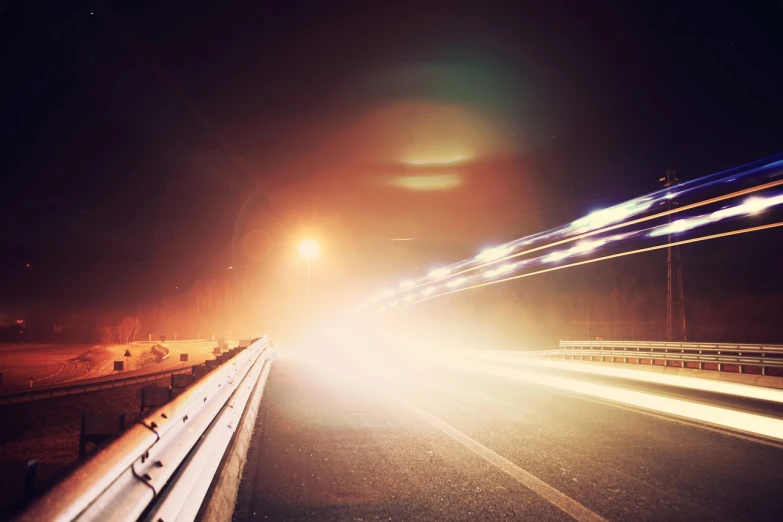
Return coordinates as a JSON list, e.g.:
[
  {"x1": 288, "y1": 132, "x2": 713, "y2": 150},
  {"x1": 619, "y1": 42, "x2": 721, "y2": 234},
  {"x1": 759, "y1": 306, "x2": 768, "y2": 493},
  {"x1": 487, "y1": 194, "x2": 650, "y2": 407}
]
[{"x1": 234, "y1": 350, "x2": 783, "y2": 521}]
